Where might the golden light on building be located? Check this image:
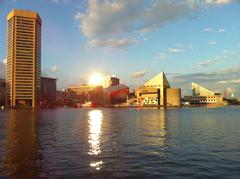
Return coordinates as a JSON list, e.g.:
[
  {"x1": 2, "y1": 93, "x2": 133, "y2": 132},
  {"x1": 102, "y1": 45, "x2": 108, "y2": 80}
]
[
  {"x1": 135, "y1": 72, "x2": 181, "y2": 107},
  {"x1": 6, "y1": 9, "x2": 41, "y2": 108}
]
